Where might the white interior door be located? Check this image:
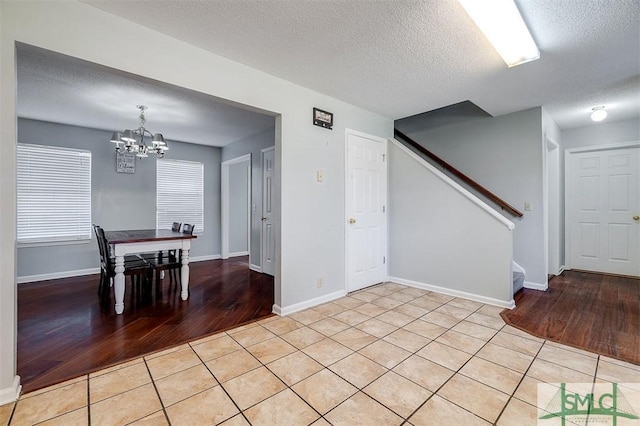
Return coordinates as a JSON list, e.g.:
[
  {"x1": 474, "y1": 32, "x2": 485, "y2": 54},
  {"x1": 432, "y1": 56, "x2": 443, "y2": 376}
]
[
  {"x1": 261, "y1": 147, "x2": 275, "y2": 276},
  {"x1": 567, "y1": 145, "x2": 640, "y2": 276},
  {"x1": 346, "y1": 130, "x2": 388, "y2": 292}
]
